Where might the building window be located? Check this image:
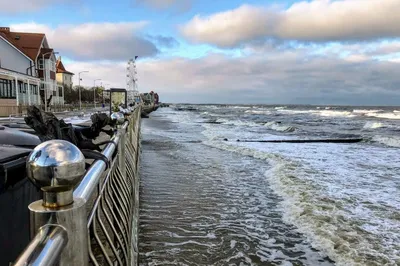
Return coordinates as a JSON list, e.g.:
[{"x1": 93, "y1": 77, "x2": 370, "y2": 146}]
[
  {"x1": 58, "y1": 86, "x2": 63, "y2": 97},
  {"x1": 50, "y1": 59, "x2": 56, "y2": 72},
  {"x1": 18, "y1": 81, "x2": 25, "y2": 93},
  {"x1": 53, "y1": 90, "x2": 57, "y2": 96},
  {"x1": 0, "y1": 79, "x2": 16, "y2": 99},
  {"x1": 30, "y1": 84, "x2": 38, "y2": 95},
  {"x1": 38, "y1": 59, "x2": 44, "y2": 69},
  {"x1": 17, "y1": 81, "x2": 27, "y2": 94}
]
